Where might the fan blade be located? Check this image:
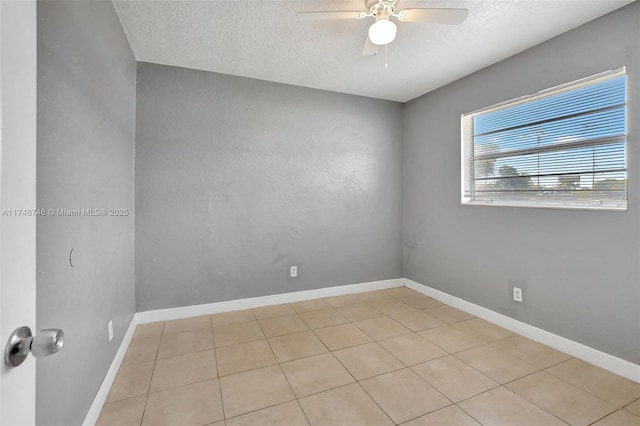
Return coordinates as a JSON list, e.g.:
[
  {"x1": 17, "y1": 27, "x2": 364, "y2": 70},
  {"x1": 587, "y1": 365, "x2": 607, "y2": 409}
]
[
  {"x1": 397, "y1": 8, "x2": 468, "y2": 24},
  {"x1": 297, "y1": 11, "x2": 366, "y2": 20},
  {"x1": 361, "y1": 36, "x2": 377, "y2": 56}
]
